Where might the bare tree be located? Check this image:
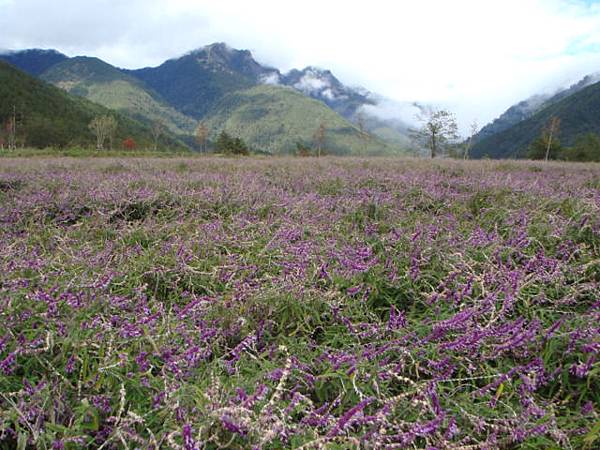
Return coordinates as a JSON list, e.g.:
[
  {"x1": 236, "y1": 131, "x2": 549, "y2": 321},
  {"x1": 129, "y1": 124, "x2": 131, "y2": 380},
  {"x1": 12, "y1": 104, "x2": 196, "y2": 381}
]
[
  {"x1": 356, "y1": 113, "x2": 370, "y2": 152},
  {"x1": 3, "y1": 106, "x2": 18, "y2": 151},
  {"x1": 464, "y1": 120, "x2": 479, "y2": 160},
  {"x1": 411, "y1": 108, "x2": 459, "y2": 158},
  {"x1": 313, "y1": 121, "x2": 327, "y2": 157},
  {"x1": 544, "y1": 116, "x2": 561, "y2": 162},
  {"x1": 195, "y1": 122, "x2": 209, "y2": 153},
  {"x1": 107, "y1": 116, "x2": 117, "y2": 150},
  {"x1": 89, "y1": 115, "x2": 117, "y2": 150},
  {"x1": 151, "y1": 120, "x2": 166, "y2": 151}
]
